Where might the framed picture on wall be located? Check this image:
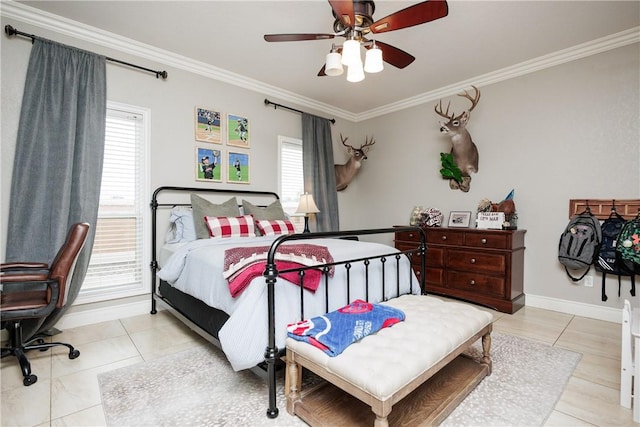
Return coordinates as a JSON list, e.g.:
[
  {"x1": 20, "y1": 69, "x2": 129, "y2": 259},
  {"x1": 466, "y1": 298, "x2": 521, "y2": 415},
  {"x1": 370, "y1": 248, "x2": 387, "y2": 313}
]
[
  {"x1": 196, "y1": 146, "x2": 222, "y2": 182},
  {"x1": 448, "y1": 211, "x2": 472, "y2": 228},
  {"x1": 195, "y1": 107, "x2": 222, "y2": 144},
  {"x1": 227, "y1": 113, "x2": 250, "y2": 148},
  {"x1": 227, "y1": 151, "x2": 250, "y2": 184}
]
